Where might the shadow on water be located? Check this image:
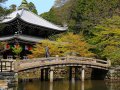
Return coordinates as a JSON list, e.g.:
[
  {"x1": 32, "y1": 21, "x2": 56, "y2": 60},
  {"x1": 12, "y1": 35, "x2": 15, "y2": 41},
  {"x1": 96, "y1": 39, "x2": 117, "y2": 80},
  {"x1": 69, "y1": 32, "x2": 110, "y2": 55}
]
[{"x1": 7, "y1": 80, "x2": 120, "y2": 90}]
